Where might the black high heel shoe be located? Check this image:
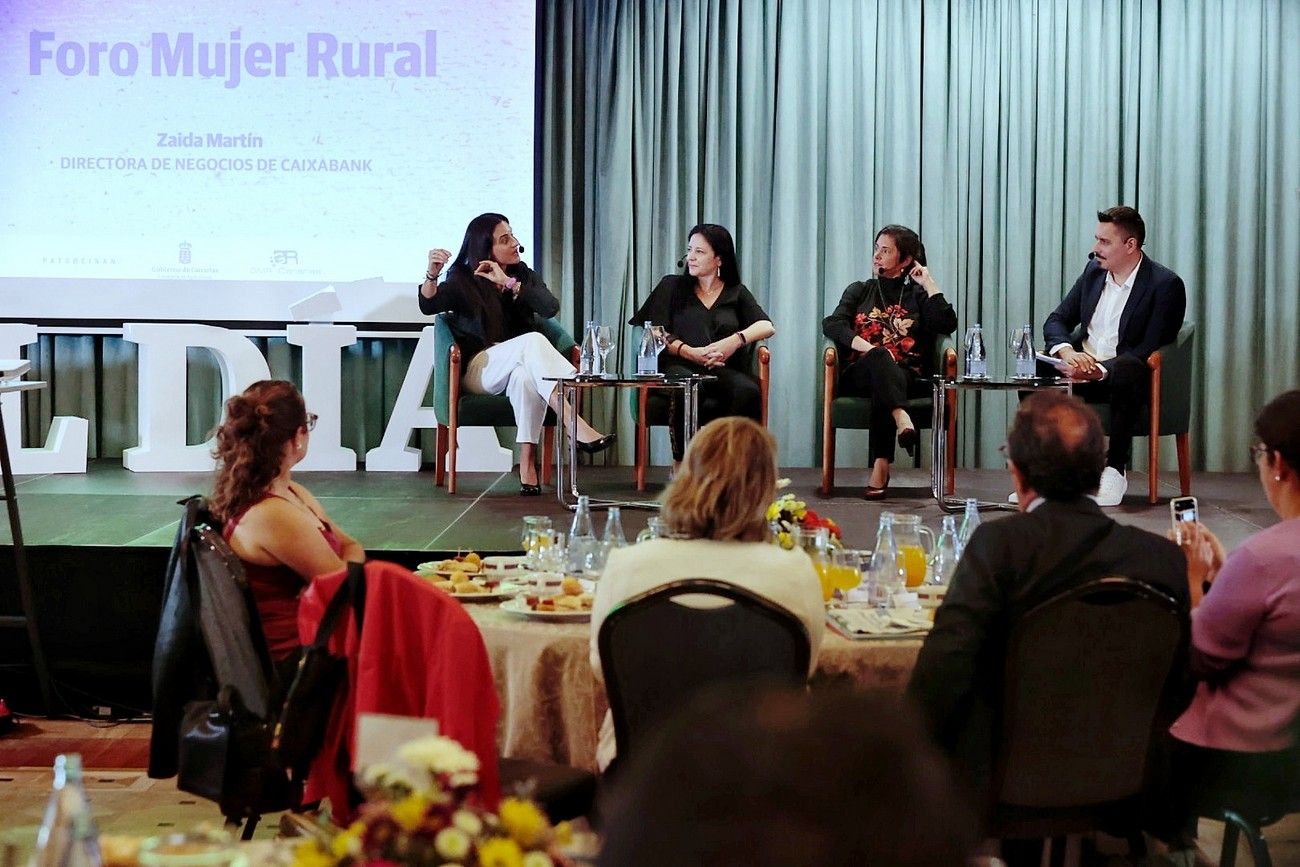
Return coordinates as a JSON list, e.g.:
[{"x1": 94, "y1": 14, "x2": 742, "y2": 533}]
[
  {"x1": 576, "y1": 433, "x2": 617, "y2": 455},
  {"x1": 520, "y1": 483, "x2": 541, "y2": 497},
  {"x1": 897, "y1": 427, "x2": 918, "y2": 458}
]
